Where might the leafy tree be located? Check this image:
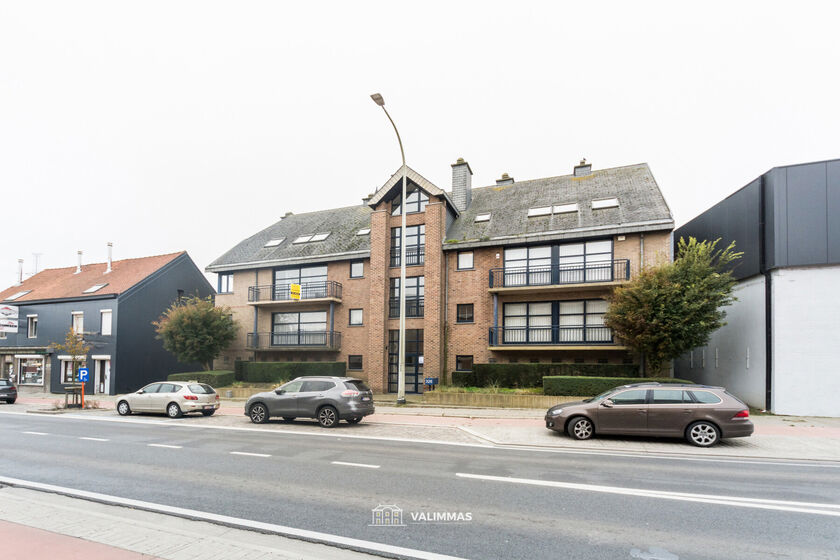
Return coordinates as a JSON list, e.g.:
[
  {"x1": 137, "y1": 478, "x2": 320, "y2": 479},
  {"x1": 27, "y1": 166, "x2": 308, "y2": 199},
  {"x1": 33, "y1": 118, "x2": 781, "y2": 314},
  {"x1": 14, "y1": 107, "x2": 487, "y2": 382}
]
[
  {"x1": 50, "y1": 327, "x2": 92, "y2": 384},
  {"x1": 604, "y1": 237, "x2": 742, "y2": 374},
  {"x1": 153, "y1": 295, "x2": 237, "y2": 370}
]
